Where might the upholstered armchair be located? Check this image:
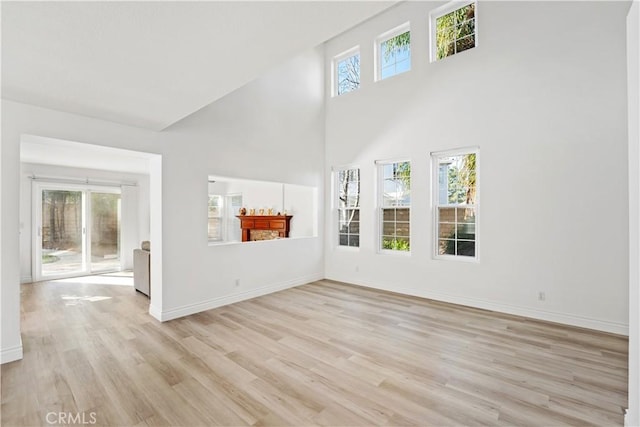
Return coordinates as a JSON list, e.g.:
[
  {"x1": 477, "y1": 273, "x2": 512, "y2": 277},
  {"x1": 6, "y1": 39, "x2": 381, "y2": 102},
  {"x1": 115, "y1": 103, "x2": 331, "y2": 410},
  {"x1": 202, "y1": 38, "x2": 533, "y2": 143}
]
[{"x1": 133, "y1": 241, "x2": 150, "y2": 297}]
